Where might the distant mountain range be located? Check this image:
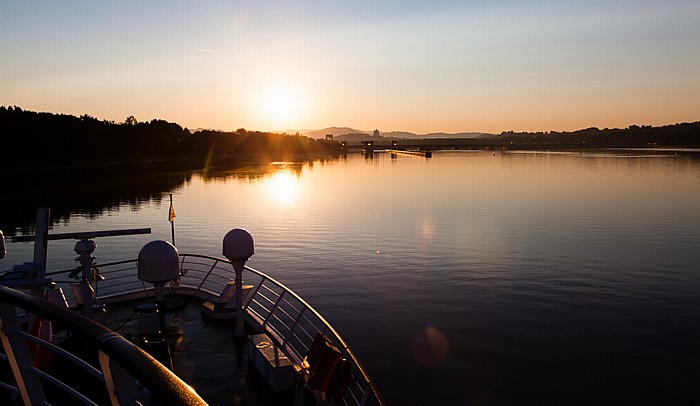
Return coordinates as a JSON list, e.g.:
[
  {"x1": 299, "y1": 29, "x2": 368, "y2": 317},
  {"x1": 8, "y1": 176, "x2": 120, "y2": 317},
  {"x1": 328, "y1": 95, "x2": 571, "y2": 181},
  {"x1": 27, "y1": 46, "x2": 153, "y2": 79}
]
[
  {"x1": 299, "y1": 127, "x2": 494, "y2": 140},
  {"x1": 300, "y1": 127, "x2": 364, "y2": 138}
]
